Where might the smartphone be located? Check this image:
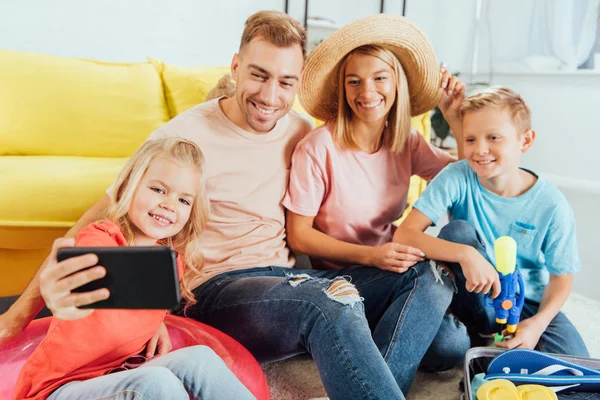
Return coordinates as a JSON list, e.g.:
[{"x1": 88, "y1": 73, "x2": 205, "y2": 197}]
[{"x1": 57, "y1": 246, "x2": 181, "y2": 310}]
